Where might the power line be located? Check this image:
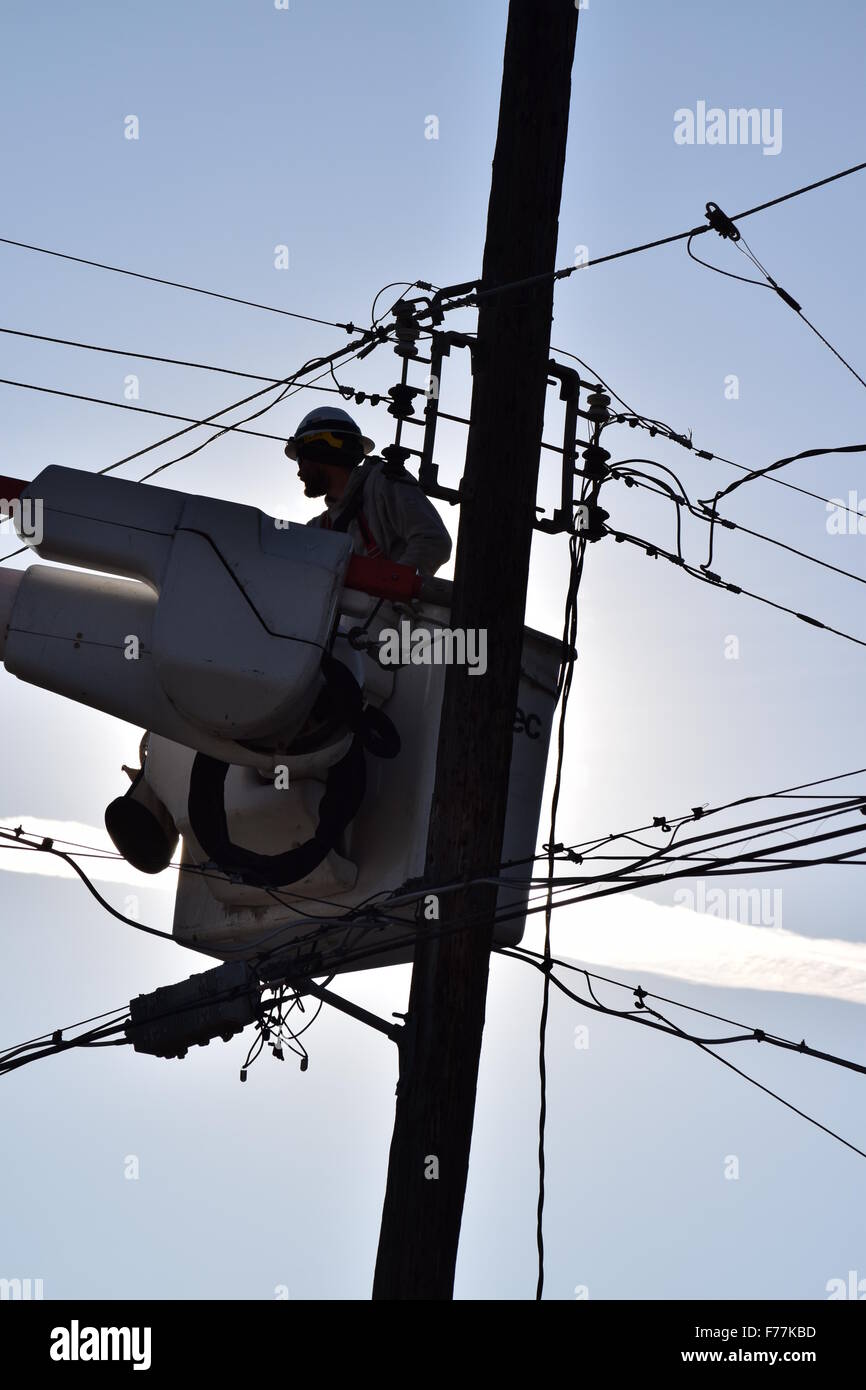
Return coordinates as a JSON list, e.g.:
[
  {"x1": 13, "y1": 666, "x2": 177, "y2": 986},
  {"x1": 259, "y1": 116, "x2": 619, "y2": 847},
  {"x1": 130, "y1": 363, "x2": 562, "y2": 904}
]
[
  {"x1": 701, "y1": 442, "x2": 866, "y2": 511},
  {"x1": 606, "y1": 522, "x2": 866, "y2": 652},
  {"x1": 439, "y1": 160, "x2": 866, "y2": 310},
  {"x1": 507, "y1": 955, "x2": 866, "y2": 1163},
  {"x1": 0, "y1": 330, "x2": 386, "y2": 564},
  {"x1": 0, "y1": 236, "x2": 359, "y2": 331},
  {"x1": 135, "y1": 335, "x2": 380, "y2": 483},
  {"x1": 549, "y1": 347, "x2": 866, "y2": 525},
  {"x1": 507, "y1": 945, "x2": 866, "y2": 1073},
  {"x1": 9, "y1": 768, "x2": 866, "y2": 968},
  {"x1": 537, "y1": 425, "x2": 596, "y2": 1298},
  {"x1": 0, "y1": 375, "x2": 313, "y2": 442},
  {"x1": 687, "y1": 231, "x2": 866, "y2": 395},
  {"x1": 611, "y1": 461, "x2": 866, "y2": 592},
  {"x1": 0, "y1": 324, "x2": 325, "y2": 387}
]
